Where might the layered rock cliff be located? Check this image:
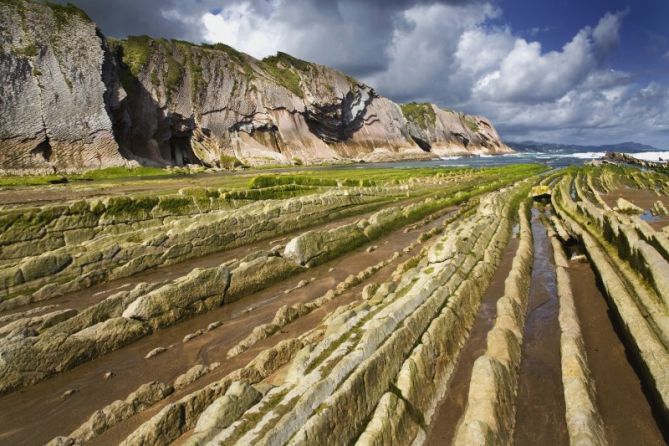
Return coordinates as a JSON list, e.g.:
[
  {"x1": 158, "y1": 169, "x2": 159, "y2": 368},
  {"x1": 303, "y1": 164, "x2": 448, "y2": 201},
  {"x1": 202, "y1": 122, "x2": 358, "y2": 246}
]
[
  {"x1": 0, "y1": 0, "x2": 512, "y2": 173},
  {"x1": 0, "y1": 1, "x2": 126, "y2": 174}
]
